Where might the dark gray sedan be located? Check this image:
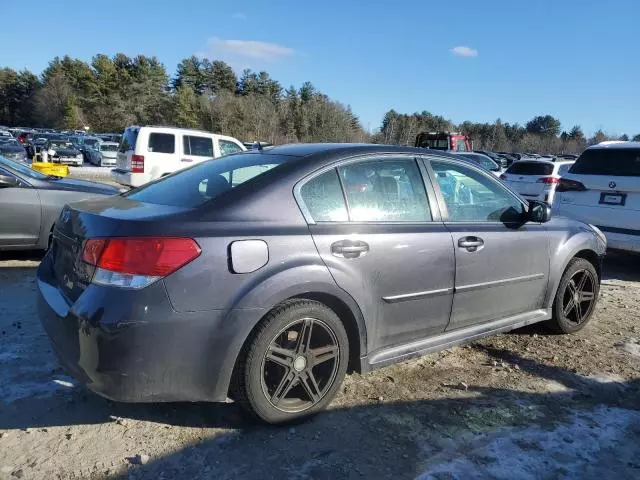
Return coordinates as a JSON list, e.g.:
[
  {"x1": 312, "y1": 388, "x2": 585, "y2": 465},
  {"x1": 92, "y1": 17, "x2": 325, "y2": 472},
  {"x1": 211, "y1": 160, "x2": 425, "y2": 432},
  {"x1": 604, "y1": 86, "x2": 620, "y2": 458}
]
[
  {"x1": 0, "y1": 155, "x2": 119, "y2": 251},
  {"x1": 37, "y1": 144, "x2": 606, "y2": 423}
]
